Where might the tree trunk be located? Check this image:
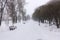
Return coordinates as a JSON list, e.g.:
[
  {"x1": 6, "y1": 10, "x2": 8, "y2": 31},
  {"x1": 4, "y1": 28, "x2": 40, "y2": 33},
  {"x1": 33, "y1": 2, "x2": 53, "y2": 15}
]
[
  {"x1": 0, "y1": 8, "x2": 4, "y2": 26},
  {"x1": 55, "y1": 18, "x2": 59, "y2": 28}
]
